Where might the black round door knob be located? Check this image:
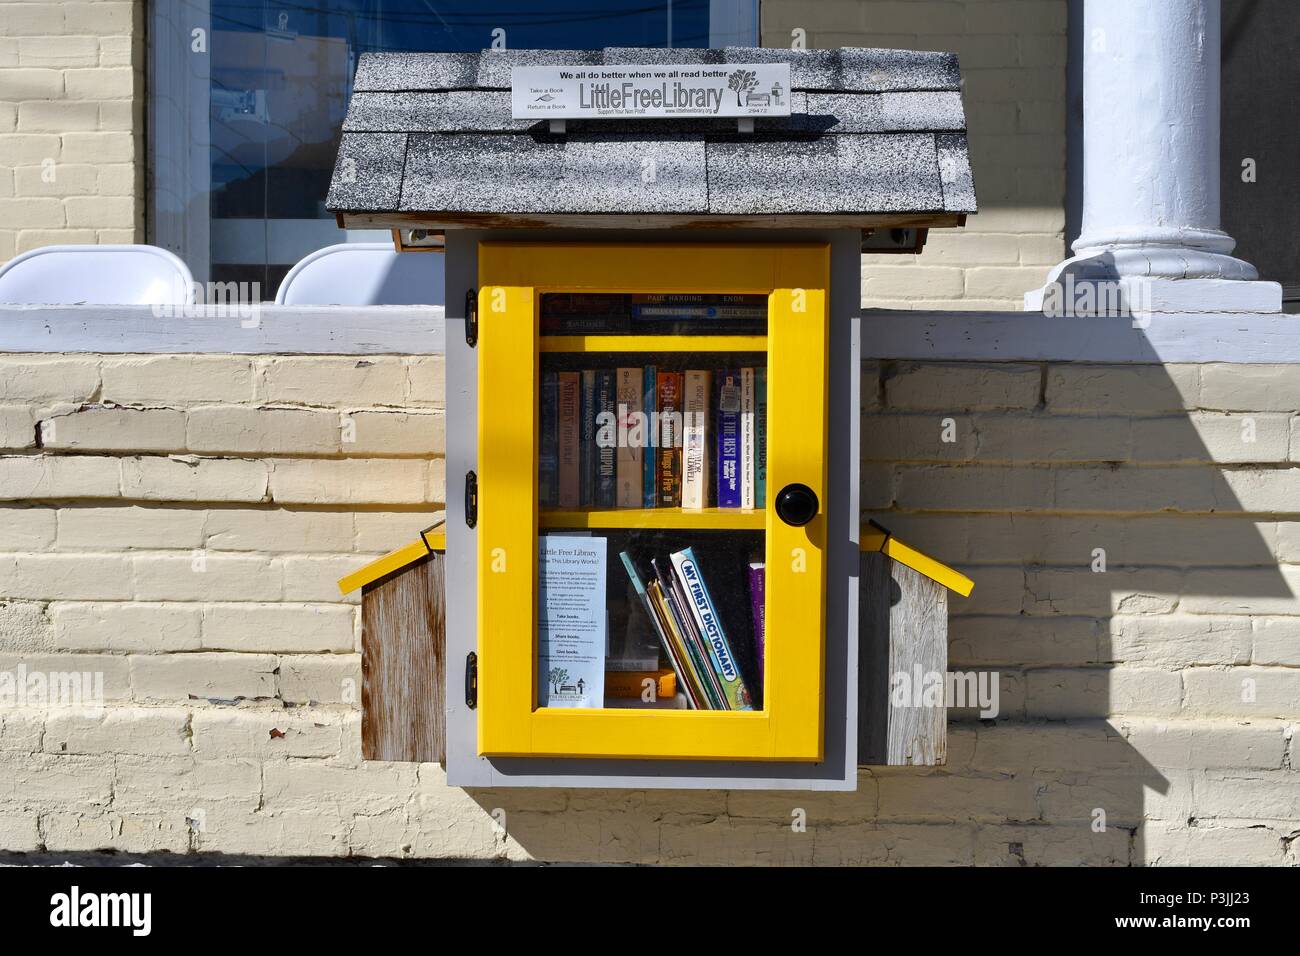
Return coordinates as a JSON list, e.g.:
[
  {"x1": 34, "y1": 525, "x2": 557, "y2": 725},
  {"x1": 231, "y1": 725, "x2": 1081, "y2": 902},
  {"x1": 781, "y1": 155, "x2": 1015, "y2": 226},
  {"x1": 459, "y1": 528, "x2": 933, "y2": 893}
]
[{"x1": 775, "y1": 483, "x2": 819, "y2": 526}]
